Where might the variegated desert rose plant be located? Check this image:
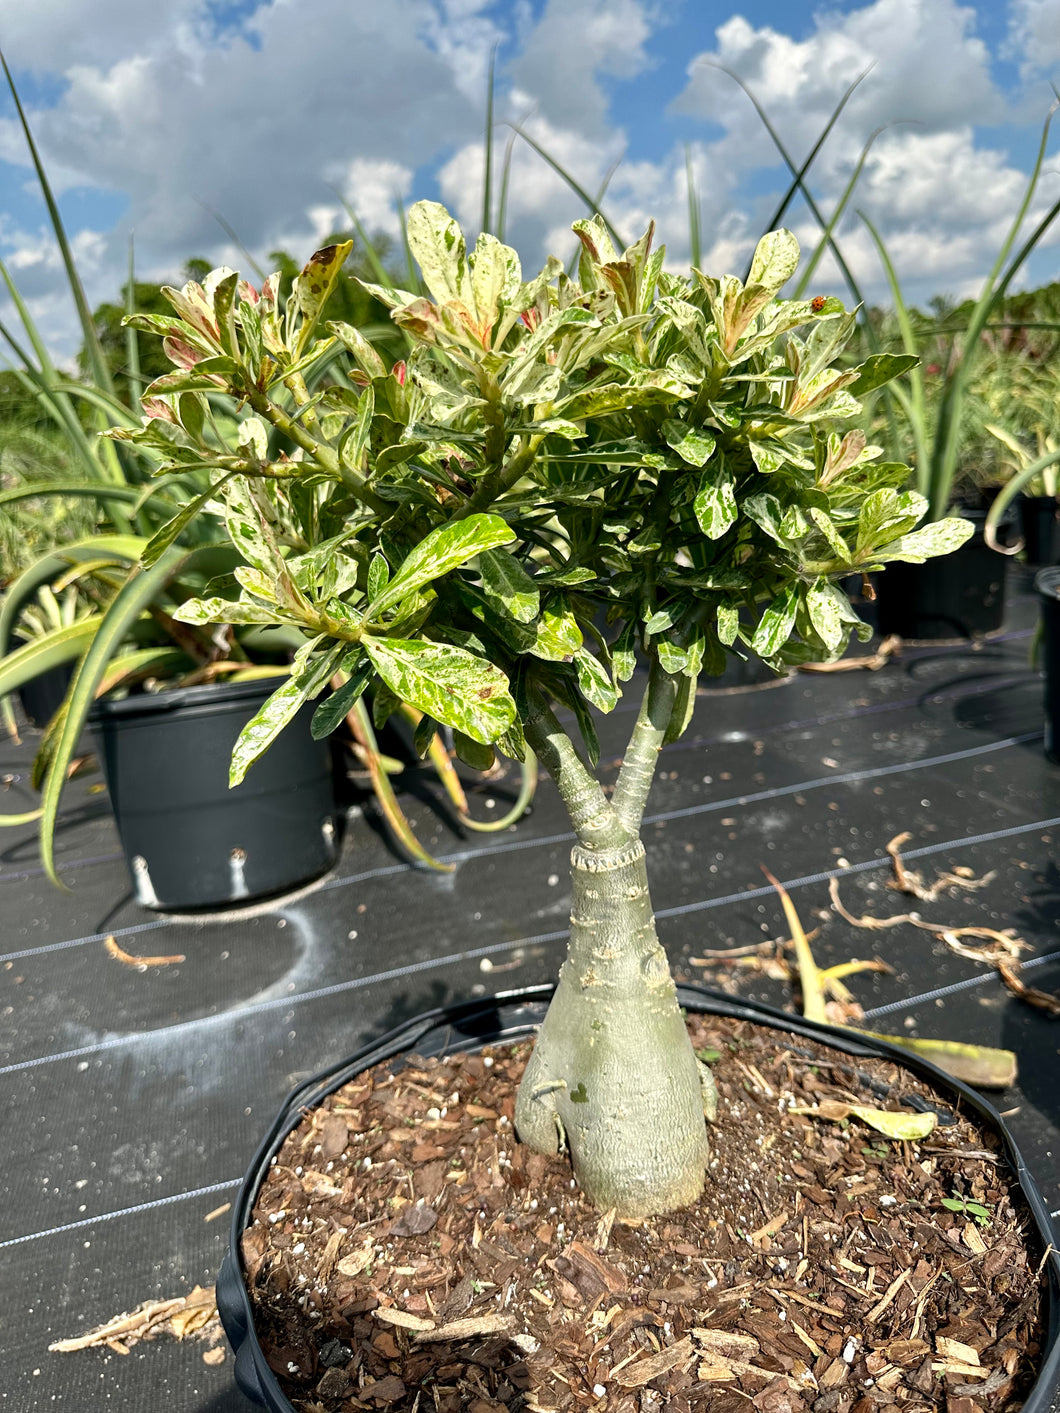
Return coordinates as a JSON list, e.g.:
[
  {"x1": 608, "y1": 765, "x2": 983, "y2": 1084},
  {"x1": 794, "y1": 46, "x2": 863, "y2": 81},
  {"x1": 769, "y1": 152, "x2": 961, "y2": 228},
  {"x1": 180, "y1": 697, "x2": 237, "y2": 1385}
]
[{"x1": 111, "y1": 203, "x2": 971, "y2": 1218}]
